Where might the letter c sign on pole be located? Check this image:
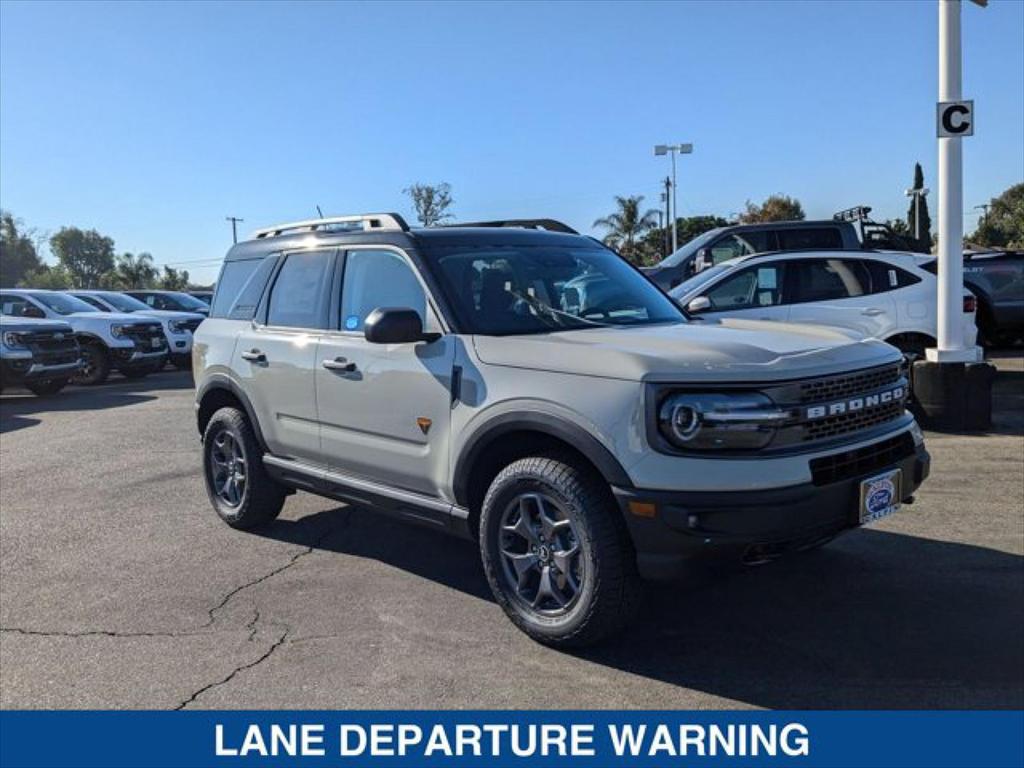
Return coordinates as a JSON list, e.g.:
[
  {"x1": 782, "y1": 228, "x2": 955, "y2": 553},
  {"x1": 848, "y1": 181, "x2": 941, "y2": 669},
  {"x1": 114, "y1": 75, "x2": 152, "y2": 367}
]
[{"x1": 937, "y1": 100, "x2": 974, "y2": 137}]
